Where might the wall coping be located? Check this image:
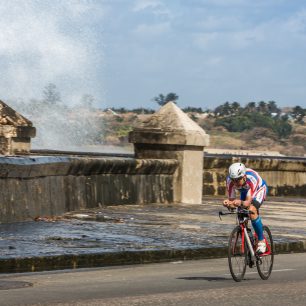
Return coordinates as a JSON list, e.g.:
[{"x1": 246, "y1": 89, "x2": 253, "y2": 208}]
[
  {"x1": 0, "y1": 156, "x2": 179, "y2": 178},
  {"x1": 204, "y1": 155, "x2": 306, "y2": 172}
]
